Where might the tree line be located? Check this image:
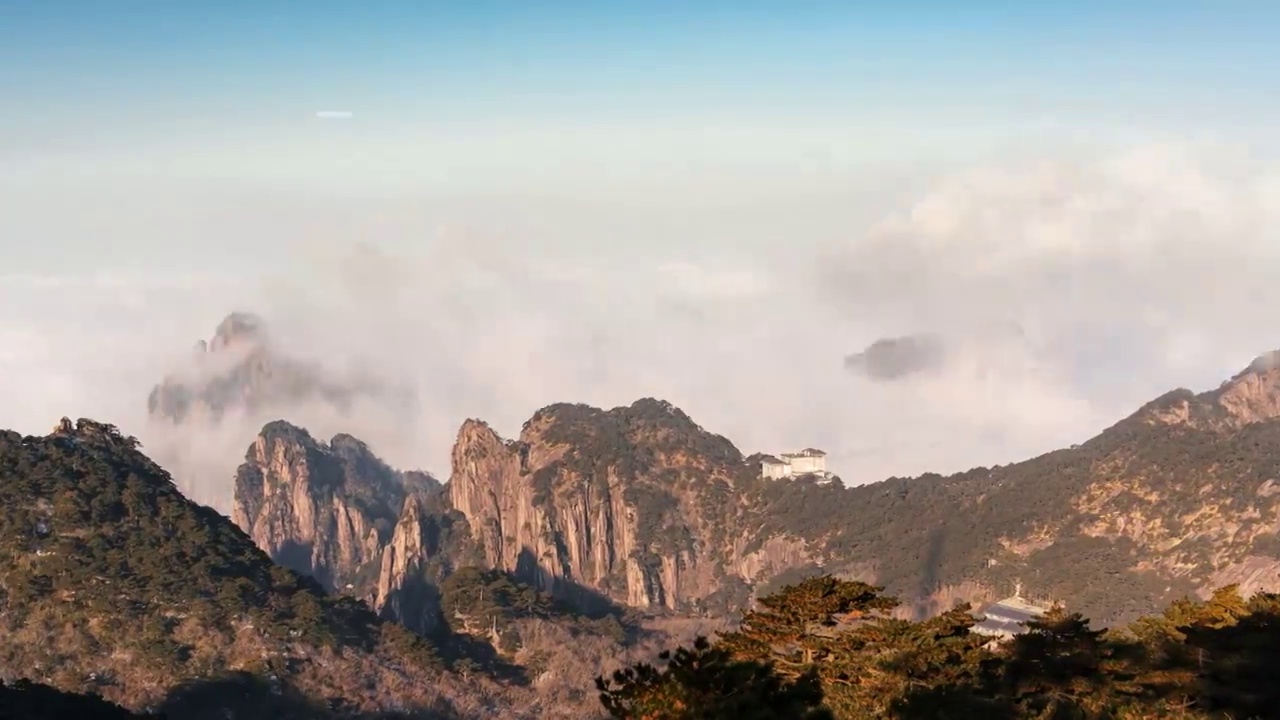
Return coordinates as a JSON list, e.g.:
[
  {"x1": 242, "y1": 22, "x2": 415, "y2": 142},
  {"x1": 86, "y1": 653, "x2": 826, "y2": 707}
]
[{"x1": 597, "y1": 576, "x2": 1280, "y2": 719}]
